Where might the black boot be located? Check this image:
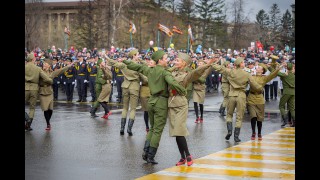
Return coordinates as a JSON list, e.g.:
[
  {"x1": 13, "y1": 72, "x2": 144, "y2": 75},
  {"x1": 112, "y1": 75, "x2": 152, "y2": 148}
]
[
  {"x1": 220, "y1": 107, "x2": 226, "y2": 116},
  {"x1": 142, "y1": 140, "x2": 150, "y2": 161},
  {"x1": 147, "y1": 147, "x2": 158, "y2": 164},
  {"x1": 234, "y1": 127, "x2": 241, "y2": 142},
  {"x1": 90, "y1": 107, "x2": 98, "y2": 117},
  {"x1": 281, "y1": 115, "x2": 287, "y2": 128},
  {"x1": 225, "y1": 122, "x2": 232, "y2": 140},
  {"x1": 25, "y1": 118, "x2": 33, "y2": 131},
  {"x1": 127, "y1": 119, "x2": 134, "y2": 136},
  {"x1": 219, "y1": 104, "x2": 223, "y2": 113},
  {"x1": 120, "y1": 118, "x2": 126, "y2": 135},
  {"x1": 290, "y1": 118, "x2": 295, "y2": 127}
]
